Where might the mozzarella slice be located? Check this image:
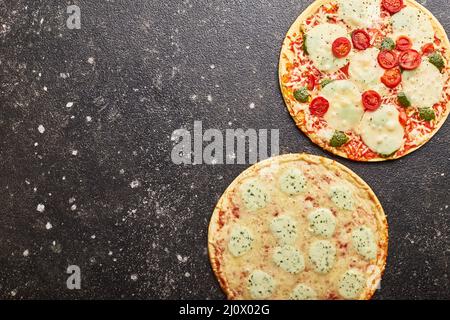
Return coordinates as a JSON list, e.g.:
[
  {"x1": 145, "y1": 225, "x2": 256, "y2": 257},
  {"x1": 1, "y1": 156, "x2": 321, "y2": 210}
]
[
  {"x1": 306, "y1": 23, "x2": 350, "y2": 72},
  {"x1": 279, "y1": 167, "x2": 307, "y2": 195},
  {"x1": 321, "y1": 80, "x2": 365, "y2": 132},
  {"x1": 309, "y1": 240, "x2": 336, "y2": 274},
  {"x1": 270, "y1": 215, "x2": 298, "y2": 245},
  {"x1": 352, "y1": 226, "x2": 377, "y2": 260},
  {"x1": 228, "y1": 225, "x2": 254, "y2": 257},
  {"x1": 248, "y1": 270, "x2": 276, "y2": 299},
  {"x1": 337, "y1": 0, "x2": 381, "y2": 29},
  {"x1": 402, "y1": 60, "x2": 444, "y2": 109},
  {"x1": 239, "y1": 178, "x2": 269, "y2": 211},
  {"x1": 272, "y1": 245, "x2": 305, "y2": 274},
  {"x1": 348, "y1": 48, "x2": 386, "y2": 94},
  {"x1": 338, "y1": 269, "x2": 366, "y2": 300},
  {"x1": 392, "y1": 6, "x2": 434, "y2": 50},
  {"x1": 329, "y1": 185, "x2": 354, "y2": 211},
  {"x1": 360, "y1": 104, "x2": 405, "y2": 155},
  {"x1": 308, "y1": 208, "x2": 336, "y2": 238},
  {"x1": 290, "y1": 284, "x2": 317, "y2": 300}
]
